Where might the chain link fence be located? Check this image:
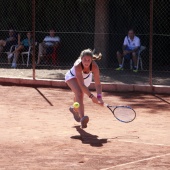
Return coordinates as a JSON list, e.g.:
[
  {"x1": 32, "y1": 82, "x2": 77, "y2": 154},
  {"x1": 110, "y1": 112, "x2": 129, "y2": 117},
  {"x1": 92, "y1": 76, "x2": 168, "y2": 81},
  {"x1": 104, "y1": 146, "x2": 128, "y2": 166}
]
[
  {"x1": 0, "y1": 0, "x2": 169, "y2": 86},
  {"x1": 152, "y1": 0, "x2": 170, "y2": 85}
]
